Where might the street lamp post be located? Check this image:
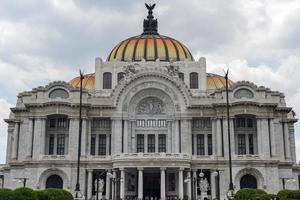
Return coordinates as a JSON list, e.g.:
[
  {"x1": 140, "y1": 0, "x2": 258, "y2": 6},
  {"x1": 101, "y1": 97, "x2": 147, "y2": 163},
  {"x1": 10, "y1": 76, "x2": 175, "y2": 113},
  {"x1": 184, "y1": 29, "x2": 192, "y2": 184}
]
[
  {"x1": 107, "y1": 172, "x2": 122, "y2": 200},
  {"x1": 75, "y1": 70, "x2": 84, "y2": 199},
  {"x1": 13, "y1": 178, "x2": 29, "y2": 187},
  {"x1": 225, "y1": 70, "x2": 234, "y2": 199}
]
